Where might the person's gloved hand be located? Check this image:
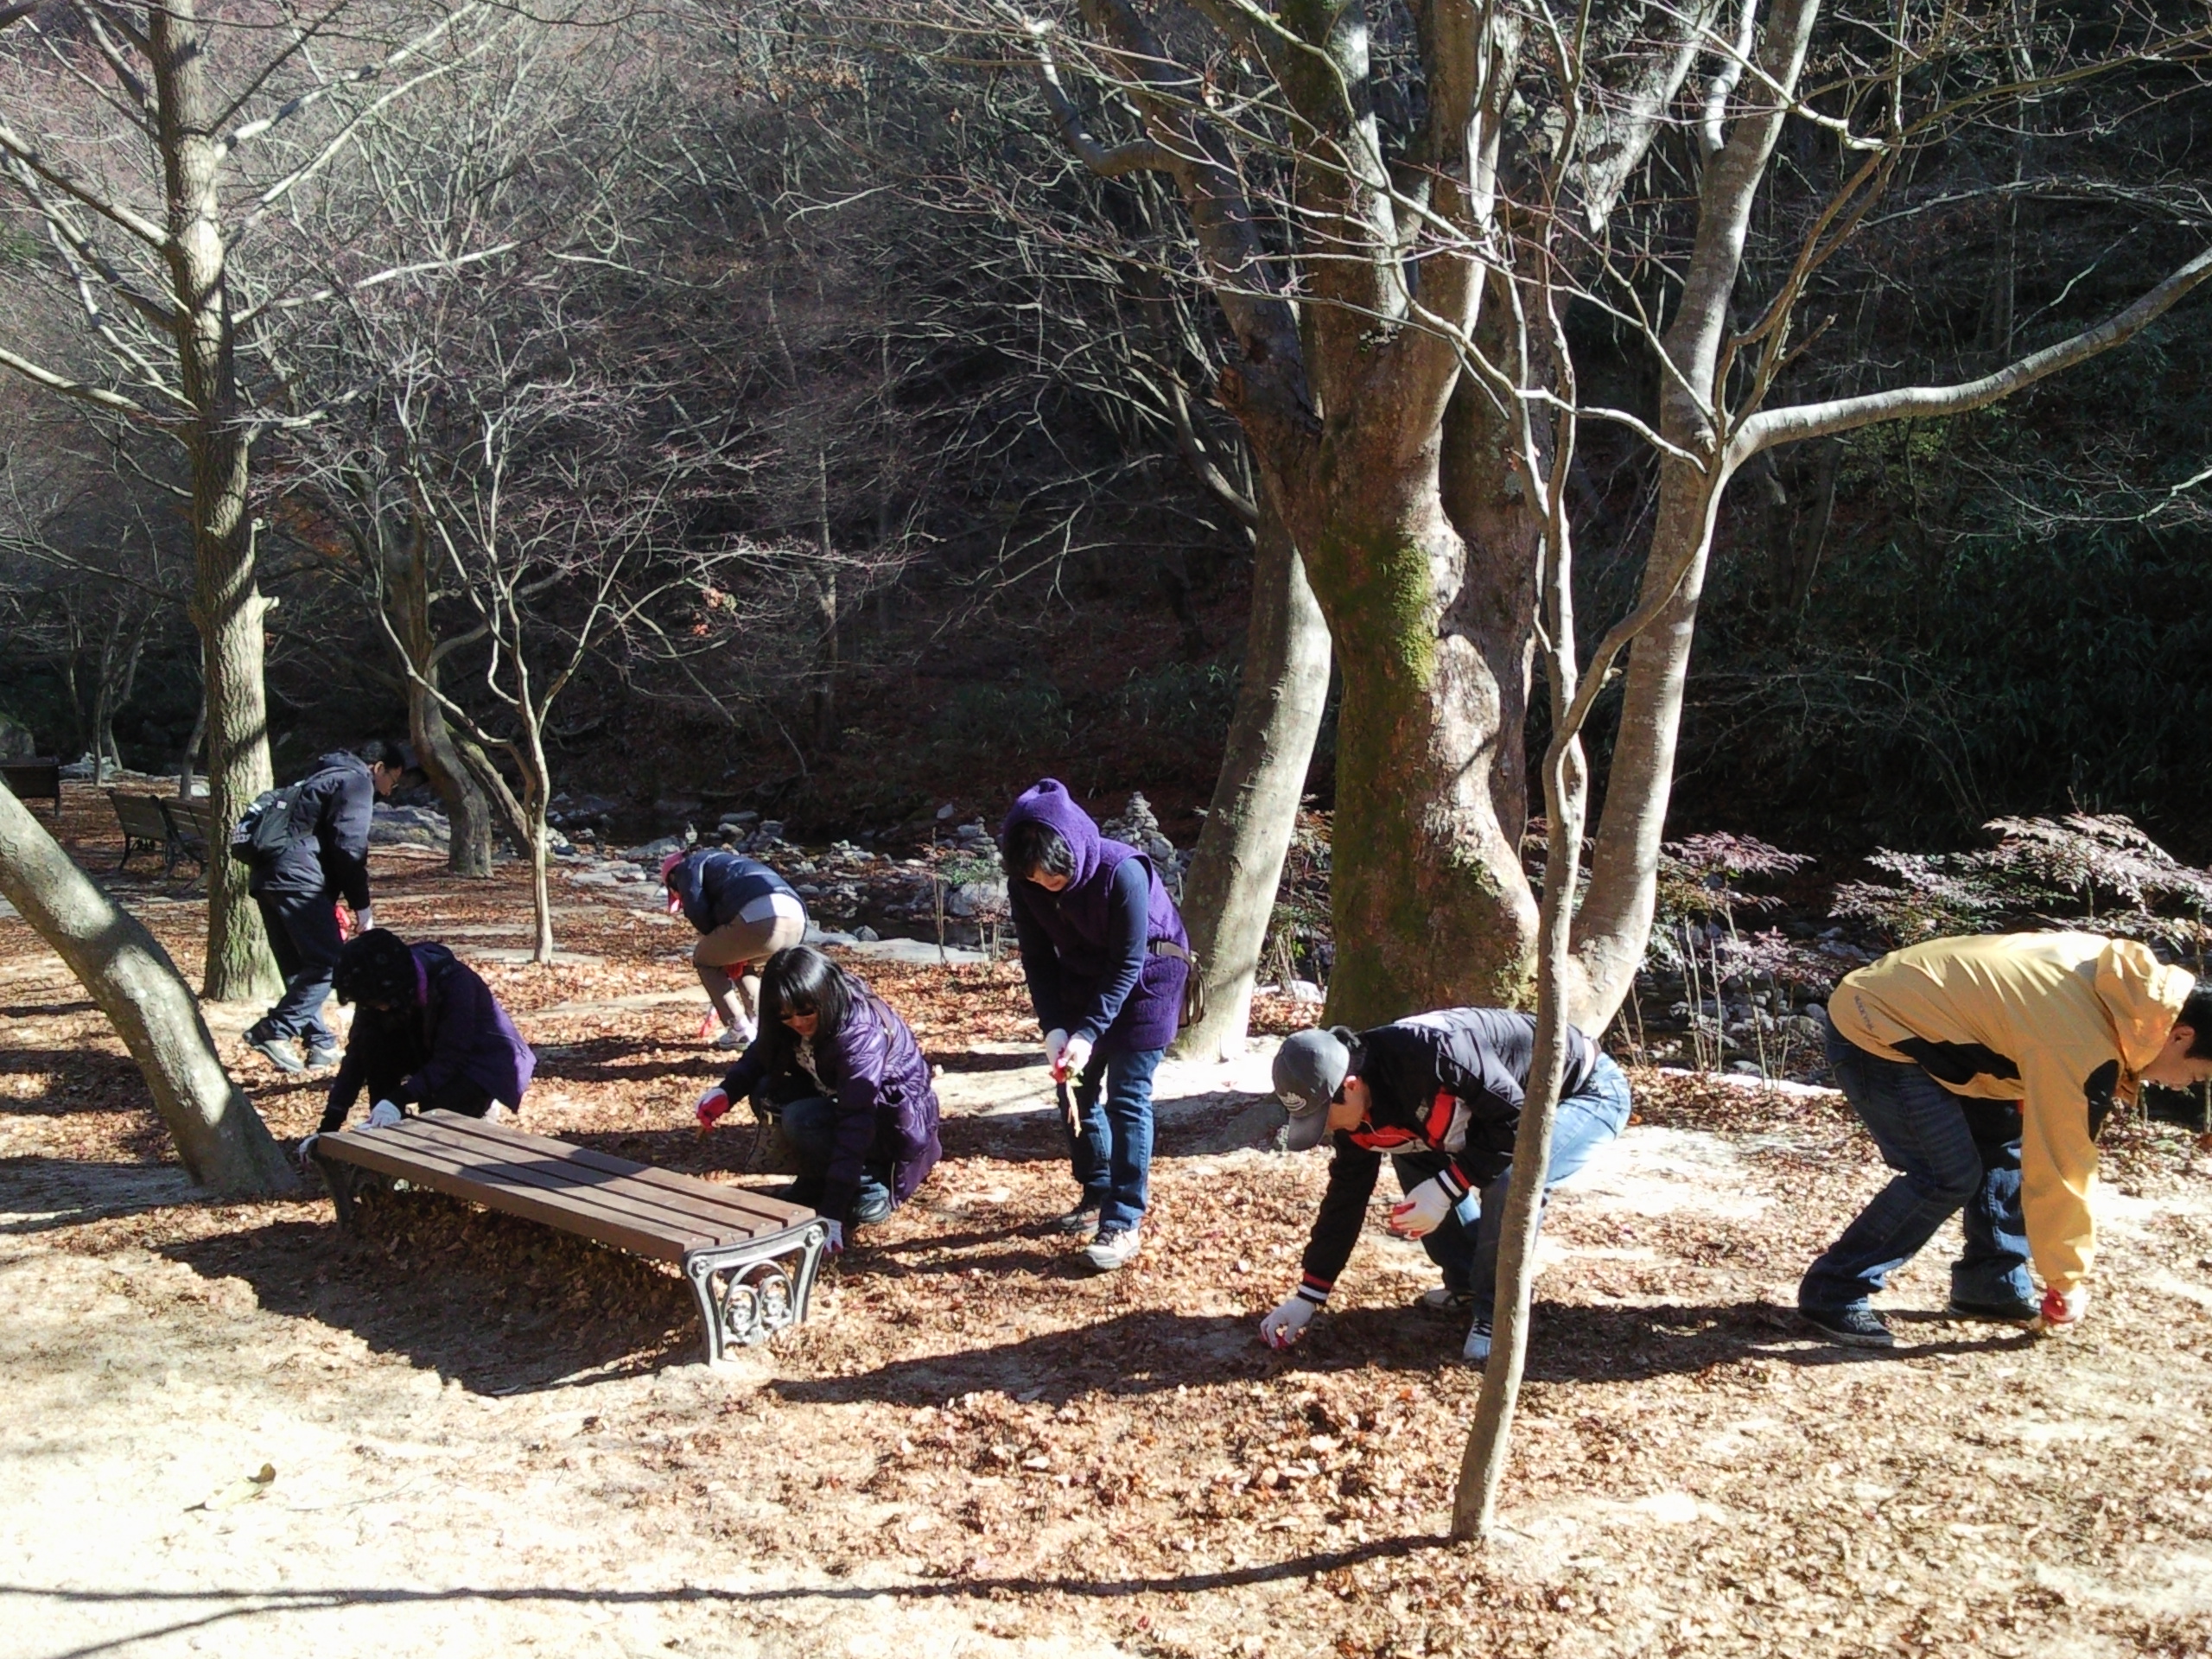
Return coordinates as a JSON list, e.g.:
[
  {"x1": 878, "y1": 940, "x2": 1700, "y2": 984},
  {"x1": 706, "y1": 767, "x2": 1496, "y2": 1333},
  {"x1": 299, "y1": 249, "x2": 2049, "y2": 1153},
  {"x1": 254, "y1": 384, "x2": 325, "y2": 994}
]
[
  {"x1": 1388, "y1": 1176, "x2": 1453, "y2": 1239},
  {"x1": 666, "y1": 887, "x2": 685, "y2": 917},
  {"x1": 367, "y1": 1100, "x2": 404, "y2": 1128},
  {"x1": 1259, "y1": 1294, "x2": 1318, "y2": 1349},
  {"x1": 1043, "y1": 1028, "x2": 1069, "y2": 1073},
  {"x1": 823, "y1": 1219, "x2": 844, "y2": 1255},
  {"x1": 296, "y1": 1133, "x2": 321, "y2": 1173},
  {"x1": 354, "y1": 906, "x2": 373, "y2": 936},
  {"x1": 1057, "y1": 1032, "x2": 1094, "y2": 1084},
  {"x1": 696, "y1": 1087, "x2": 731, "y2": 1129},
  {"x1": 2035, "y1": 1284, "x2": 2089, "y2": 1334}
]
